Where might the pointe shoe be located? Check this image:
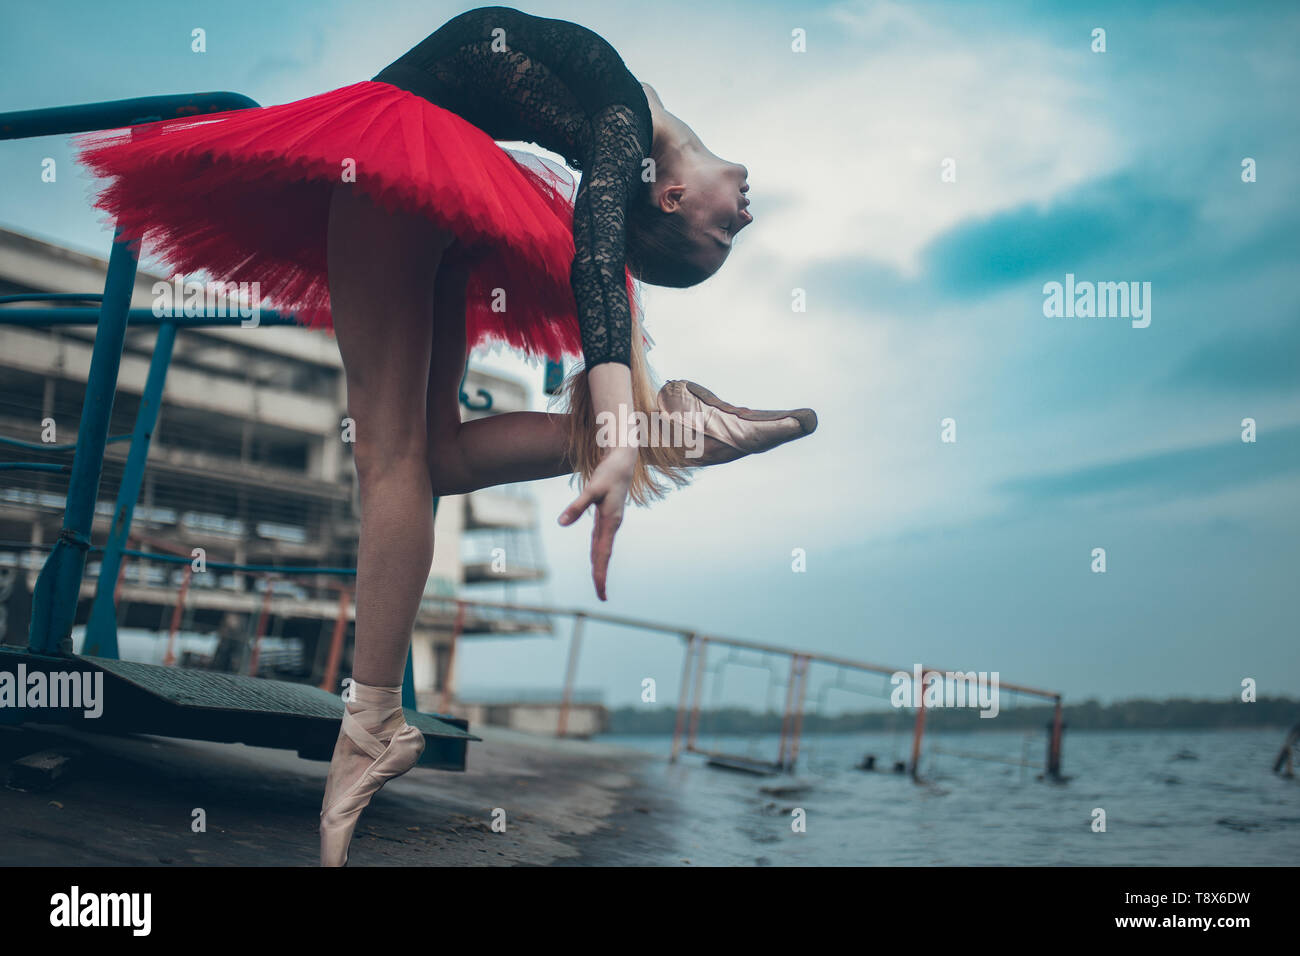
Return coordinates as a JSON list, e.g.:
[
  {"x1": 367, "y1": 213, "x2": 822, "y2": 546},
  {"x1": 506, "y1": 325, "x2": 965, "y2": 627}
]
[
  {"x1": 657, "y1": 380, "x2": 817, "y2": 466},
  {"x1": 320, "y1": 681, "x2": 425, "y2": 867}
]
